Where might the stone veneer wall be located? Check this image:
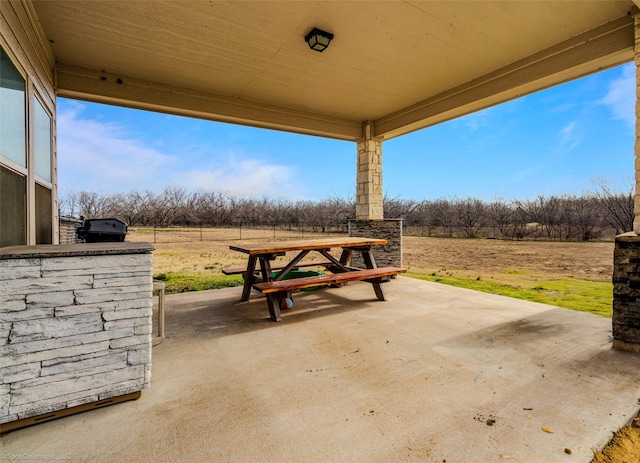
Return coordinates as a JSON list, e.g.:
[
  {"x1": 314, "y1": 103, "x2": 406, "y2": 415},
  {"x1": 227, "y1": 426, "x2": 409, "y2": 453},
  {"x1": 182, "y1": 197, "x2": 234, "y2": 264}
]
[
  {"x1": 613, "y1": 233, "x2": 640, "y2": 353},
  {"x1": 348, "y1": 219, "x2": 403, "y2": 268},
  {"x1": 0, "y1": 242, "x2": 154, "y2": 425},
  {"x1": 355, "y1": 131, "x2": 384, "y2": 221}
]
